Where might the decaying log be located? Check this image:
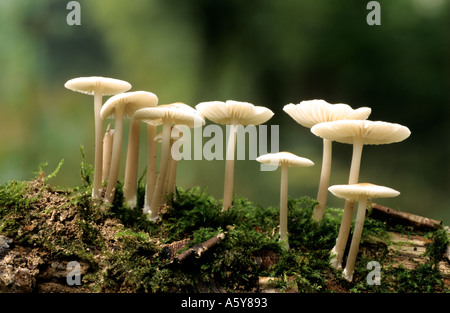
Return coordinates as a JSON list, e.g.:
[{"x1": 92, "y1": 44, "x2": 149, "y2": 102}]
[
  {"x1": 370, "y1": 203, "x2": 442, "y2": 230},
  {"x1": 175, "y1": 232, "x2": 226, "y2": 264}
]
